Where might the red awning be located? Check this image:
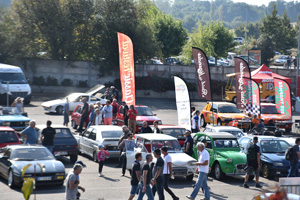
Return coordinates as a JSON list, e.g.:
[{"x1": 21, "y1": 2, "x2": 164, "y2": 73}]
[{"x1": 251, "y1": 64, "x2": 291, "y2": 84}]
